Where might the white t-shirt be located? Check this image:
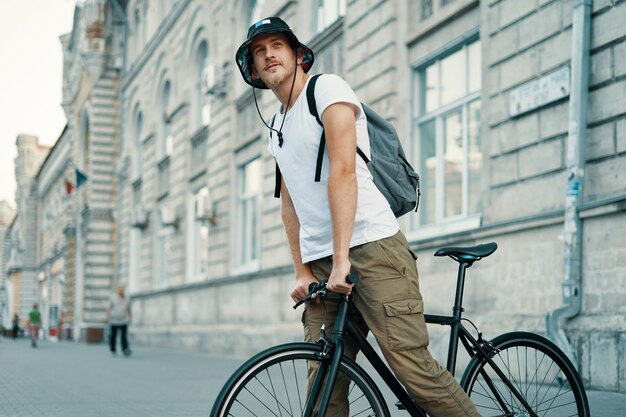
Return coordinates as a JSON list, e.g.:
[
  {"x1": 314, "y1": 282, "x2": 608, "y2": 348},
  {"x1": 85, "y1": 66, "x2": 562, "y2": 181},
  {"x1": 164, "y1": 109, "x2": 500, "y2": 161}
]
[
  {"x1": 268, "y1": 74, "x2": 399, "y2": 263},
  {"x1": 109, "y1": 295, "x2": 130, "y2": 325}
]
